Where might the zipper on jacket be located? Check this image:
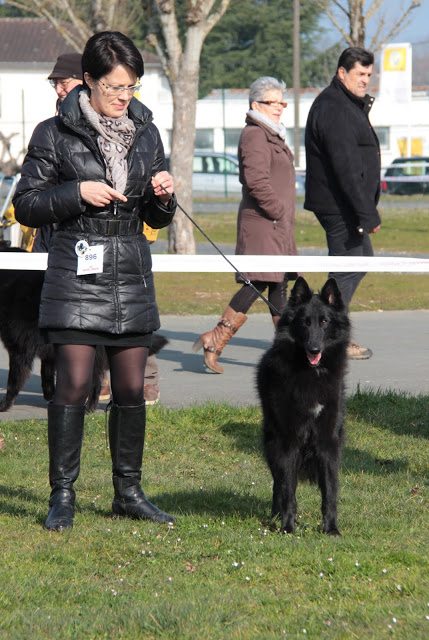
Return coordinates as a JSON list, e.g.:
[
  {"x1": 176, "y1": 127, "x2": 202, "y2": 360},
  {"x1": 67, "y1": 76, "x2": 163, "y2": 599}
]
[{"x1": 112, "y1": 236, "x2": 121, "y2": 333}]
